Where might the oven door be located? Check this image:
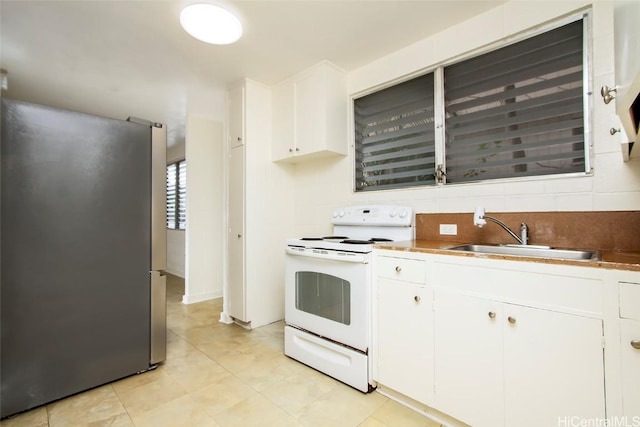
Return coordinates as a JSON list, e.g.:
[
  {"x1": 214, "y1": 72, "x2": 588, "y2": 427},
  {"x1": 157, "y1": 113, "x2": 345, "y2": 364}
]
[{"x1": 285, "y1": 247, "x2": 371, "y2": 352}]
